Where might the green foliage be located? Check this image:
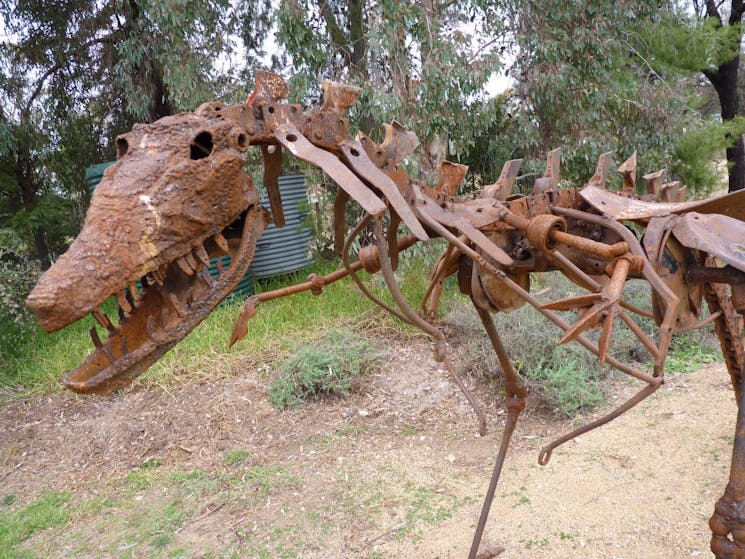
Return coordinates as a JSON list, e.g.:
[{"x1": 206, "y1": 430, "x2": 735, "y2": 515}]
[
  {"x1": 0, "y1": 229, "x2": 42, "y2": 371},
  {"x1": 269, "y1": 329, "x2": 384, "y2": 409},
  {"x1": 275, "y1": 0, "x2": 504, "y2": 172},
  {"x1": 666, "y1": 334, "x2": 721, "y2": 374},
  {"x1": 672, "y1": 117, "x2": 745, "y2": 196},
  {"x1": 467, "y1": 0, "x2": 740, "y2": 197}
]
